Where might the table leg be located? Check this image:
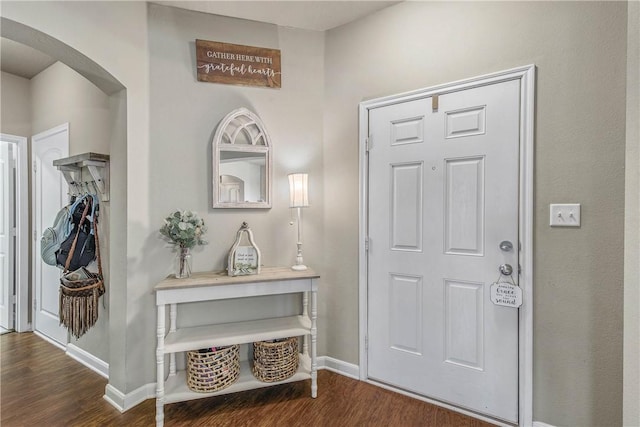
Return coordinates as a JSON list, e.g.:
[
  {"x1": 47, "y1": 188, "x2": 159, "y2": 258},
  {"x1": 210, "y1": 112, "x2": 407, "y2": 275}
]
[
  {"x1": 303, "y1": 292, "x2": 309, "y2": 356},
  {"x1": 169, "y1": 303, "x2": 177, "y2": 375},
  {"x1": 156, "y1": 304, "x2": 165, "y2": 427},
  {"x1": 311, "y1": 288, "x2": 317, "y2": 398}
]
